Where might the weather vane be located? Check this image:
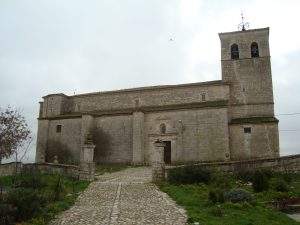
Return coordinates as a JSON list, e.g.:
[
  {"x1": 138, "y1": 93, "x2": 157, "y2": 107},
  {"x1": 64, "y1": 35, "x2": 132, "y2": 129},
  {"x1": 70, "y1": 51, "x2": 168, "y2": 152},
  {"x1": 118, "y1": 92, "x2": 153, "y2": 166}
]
[{"x1": 238, "y1": 12, "x2": 250, "y2": 31}]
